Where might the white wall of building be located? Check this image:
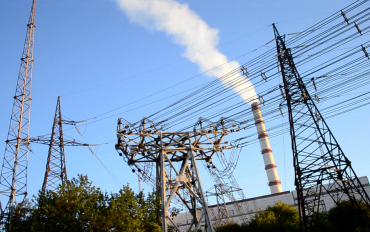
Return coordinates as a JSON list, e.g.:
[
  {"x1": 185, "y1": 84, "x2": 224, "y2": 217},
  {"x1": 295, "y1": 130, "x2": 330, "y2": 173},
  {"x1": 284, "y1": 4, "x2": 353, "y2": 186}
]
[{"x1": 172, "y1": 176, "x2": 370, "y2": 232}]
